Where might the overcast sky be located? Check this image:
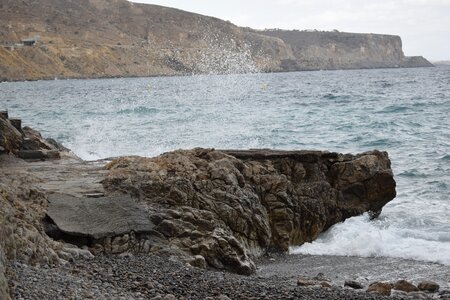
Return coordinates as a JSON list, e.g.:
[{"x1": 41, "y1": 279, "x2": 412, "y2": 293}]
[{"x1": 132, "y1": 0, "x2": 450, "y2": 61}]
